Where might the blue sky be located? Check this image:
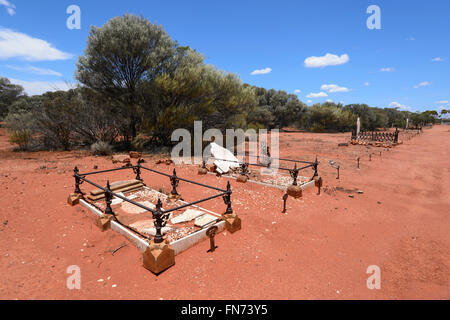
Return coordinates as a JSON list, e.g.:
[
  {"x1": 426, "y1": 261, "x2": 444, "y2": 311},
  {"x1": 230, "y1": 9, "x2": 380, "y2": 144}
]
[{"x1": 0, "y1": 0, "x2": 449, "y2": 112}]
